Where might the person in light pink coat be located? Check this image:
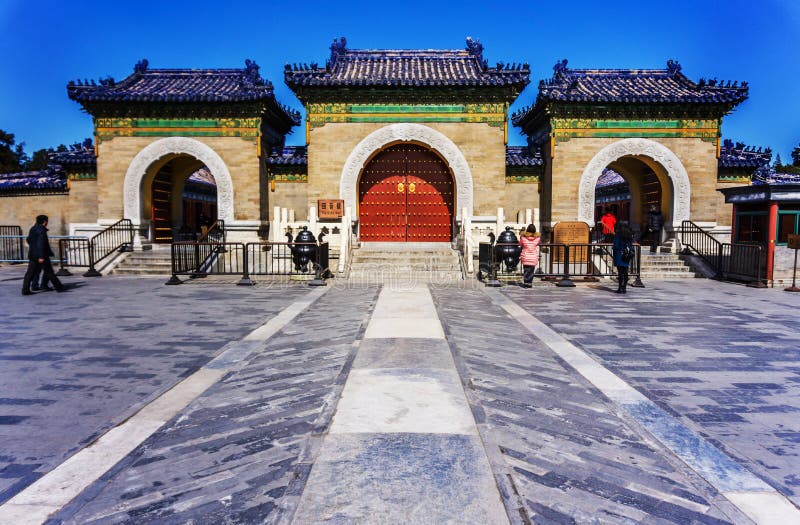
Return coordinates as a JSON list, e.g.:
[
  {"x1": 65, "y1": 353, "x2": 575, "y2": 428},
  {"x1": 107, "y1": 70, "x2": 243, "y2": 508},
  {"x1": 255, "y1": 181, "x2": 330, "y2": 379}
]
[{"x1": 519, "y1": 224, "x2": 541, "y2": 288}]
